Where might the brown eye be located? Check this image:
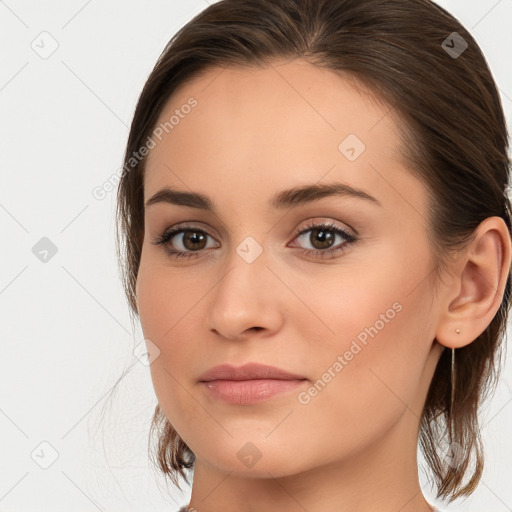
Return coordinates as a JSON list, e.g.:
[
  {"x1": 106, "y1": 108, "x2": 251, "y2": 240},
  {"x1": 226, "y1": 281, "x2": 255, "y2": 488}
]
[
  {"x1": 181, "y1": 230, "x2": 208, "y2": 251},
  {"x1": 291, "y1": 221, "x2": 356, "y2": 259},
  {"x1": 152, "y1": 225, "x2": 219, "y2": 259},
  {"x1": 304, "y1": 227, "x2": 336, "y2": 250}
]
